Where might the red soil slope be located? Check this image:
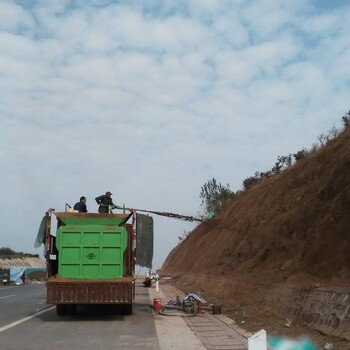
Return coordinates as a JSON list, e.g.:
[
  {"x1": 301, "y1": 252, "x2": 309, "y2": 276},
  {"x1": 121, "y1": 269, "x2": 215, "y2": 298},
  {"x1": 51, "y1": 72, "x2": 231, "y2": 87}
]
[
  {"x1": 160, "y1": 127, "x2": 350, "y2": 346},
  {"x1": 162, "y1": 127, "x2": 350, "y2": 286}
]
